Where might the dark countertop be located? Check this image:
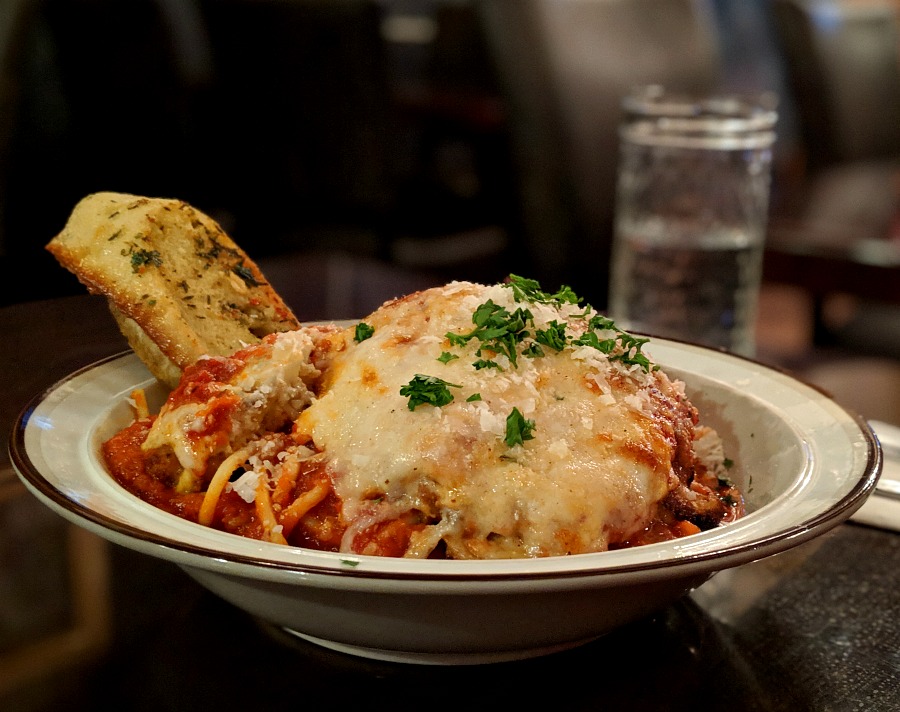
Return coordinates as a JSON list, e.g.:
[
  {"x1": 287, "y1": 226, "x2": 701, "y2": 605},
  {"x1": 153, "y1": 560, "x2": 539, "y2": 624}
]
[{"x1": 2, "y1": 267, "x2": 898, "y2": 712}]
